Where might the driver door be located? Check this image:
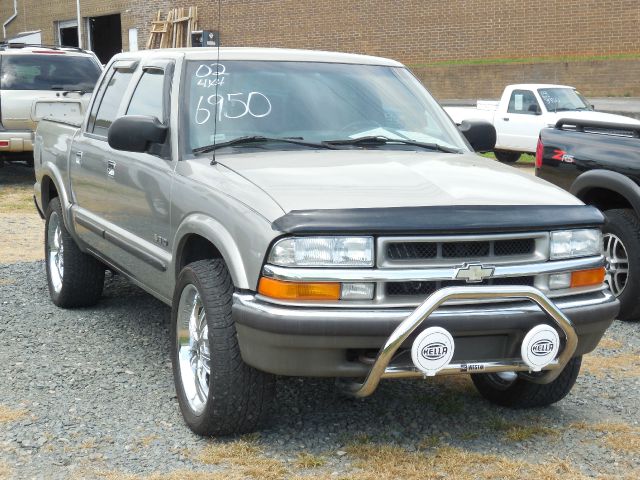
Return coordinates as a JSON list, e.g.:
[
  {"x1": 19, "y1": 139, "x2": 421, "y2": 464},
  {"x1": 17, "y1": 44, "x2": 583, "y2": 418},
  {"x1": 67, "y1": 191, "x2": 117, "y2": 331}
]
[
  {"x1": 495, "y1": 89, "x2": 546, "y2": 152},
  {"x1": 104, "y1": 60, "x2": 176, "y2": 295}
]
